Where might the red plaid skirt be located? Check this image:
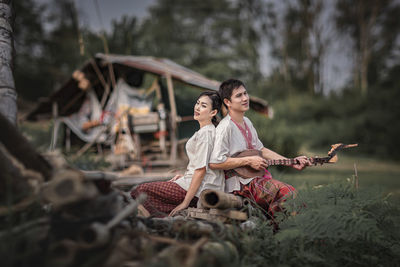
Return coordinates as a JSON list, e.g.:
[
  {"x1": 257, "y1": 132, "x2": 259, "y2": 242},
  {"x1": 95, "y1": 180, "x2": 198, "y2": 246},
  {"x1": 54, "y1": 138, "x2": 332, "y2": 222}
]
[
  {"x1": 130, "y1": 181, "x2": 198, "y2": 217},
  {"x1": 231, "y1": 170, "x2": 296, "y2": 217}
]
